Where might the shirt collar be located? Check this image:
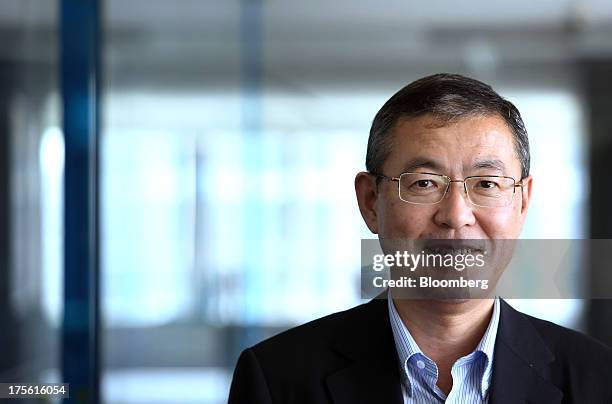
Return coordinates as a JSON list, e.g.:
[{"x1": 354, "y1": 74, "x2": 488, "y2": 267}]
[{"x1": 387, "y1": 293, "x2": 500, "y2": 399}]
